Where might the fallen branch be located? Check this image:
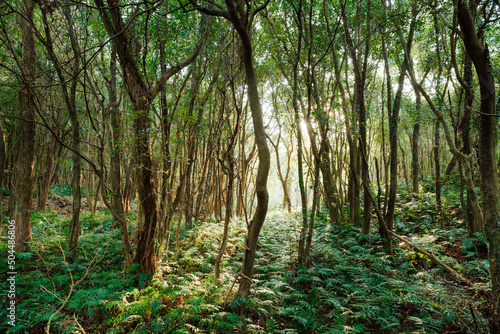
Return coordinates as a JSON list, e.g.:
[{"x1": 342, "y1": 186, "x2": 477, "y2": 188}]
[
  {"x1": 363, "y1": 181, "x2": 474, "y2": 287},
  {"x1": 389, "y1": 230, "x2": 474, "y2": 287}
]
